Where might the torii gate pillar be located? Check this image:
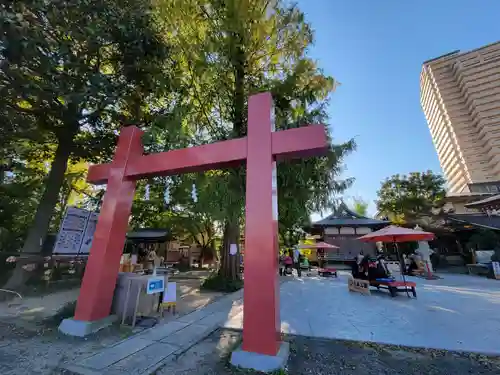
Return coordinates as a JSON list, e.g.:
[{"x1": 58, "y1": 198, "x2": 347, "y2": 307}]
[{"x1": 59, "y1": 93, "x2": 328, "y2": 371}]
